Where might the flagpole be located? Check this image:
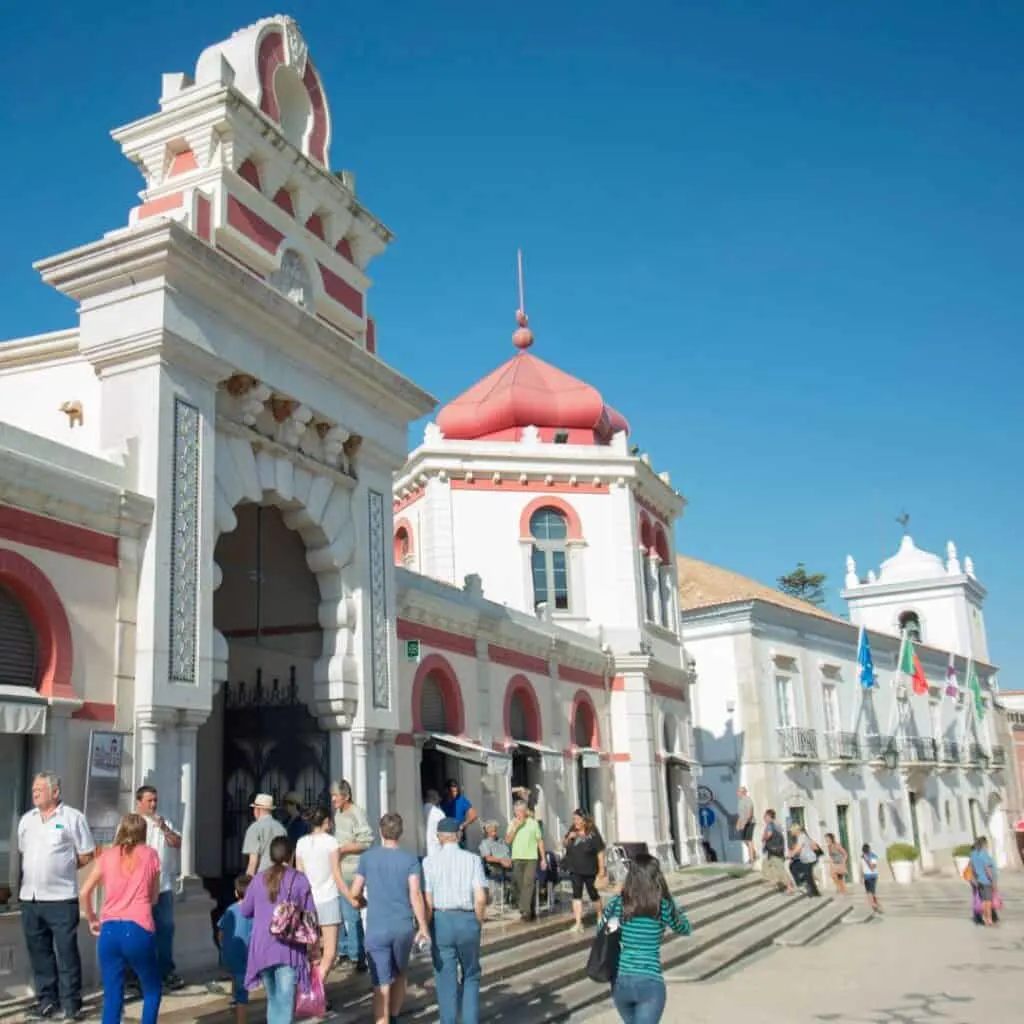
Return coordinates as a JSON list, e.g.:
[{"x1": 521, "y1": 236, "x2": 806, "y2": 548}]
[
  {"x1": 887, "y1": 631, "x2": 906, "y2": 738},
  {"x1": 850, "y1": 626, "x2": 864, "y2": 733},
  {"x1": 959, "y1": 656, "x2": 973, "y2": 748}
]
